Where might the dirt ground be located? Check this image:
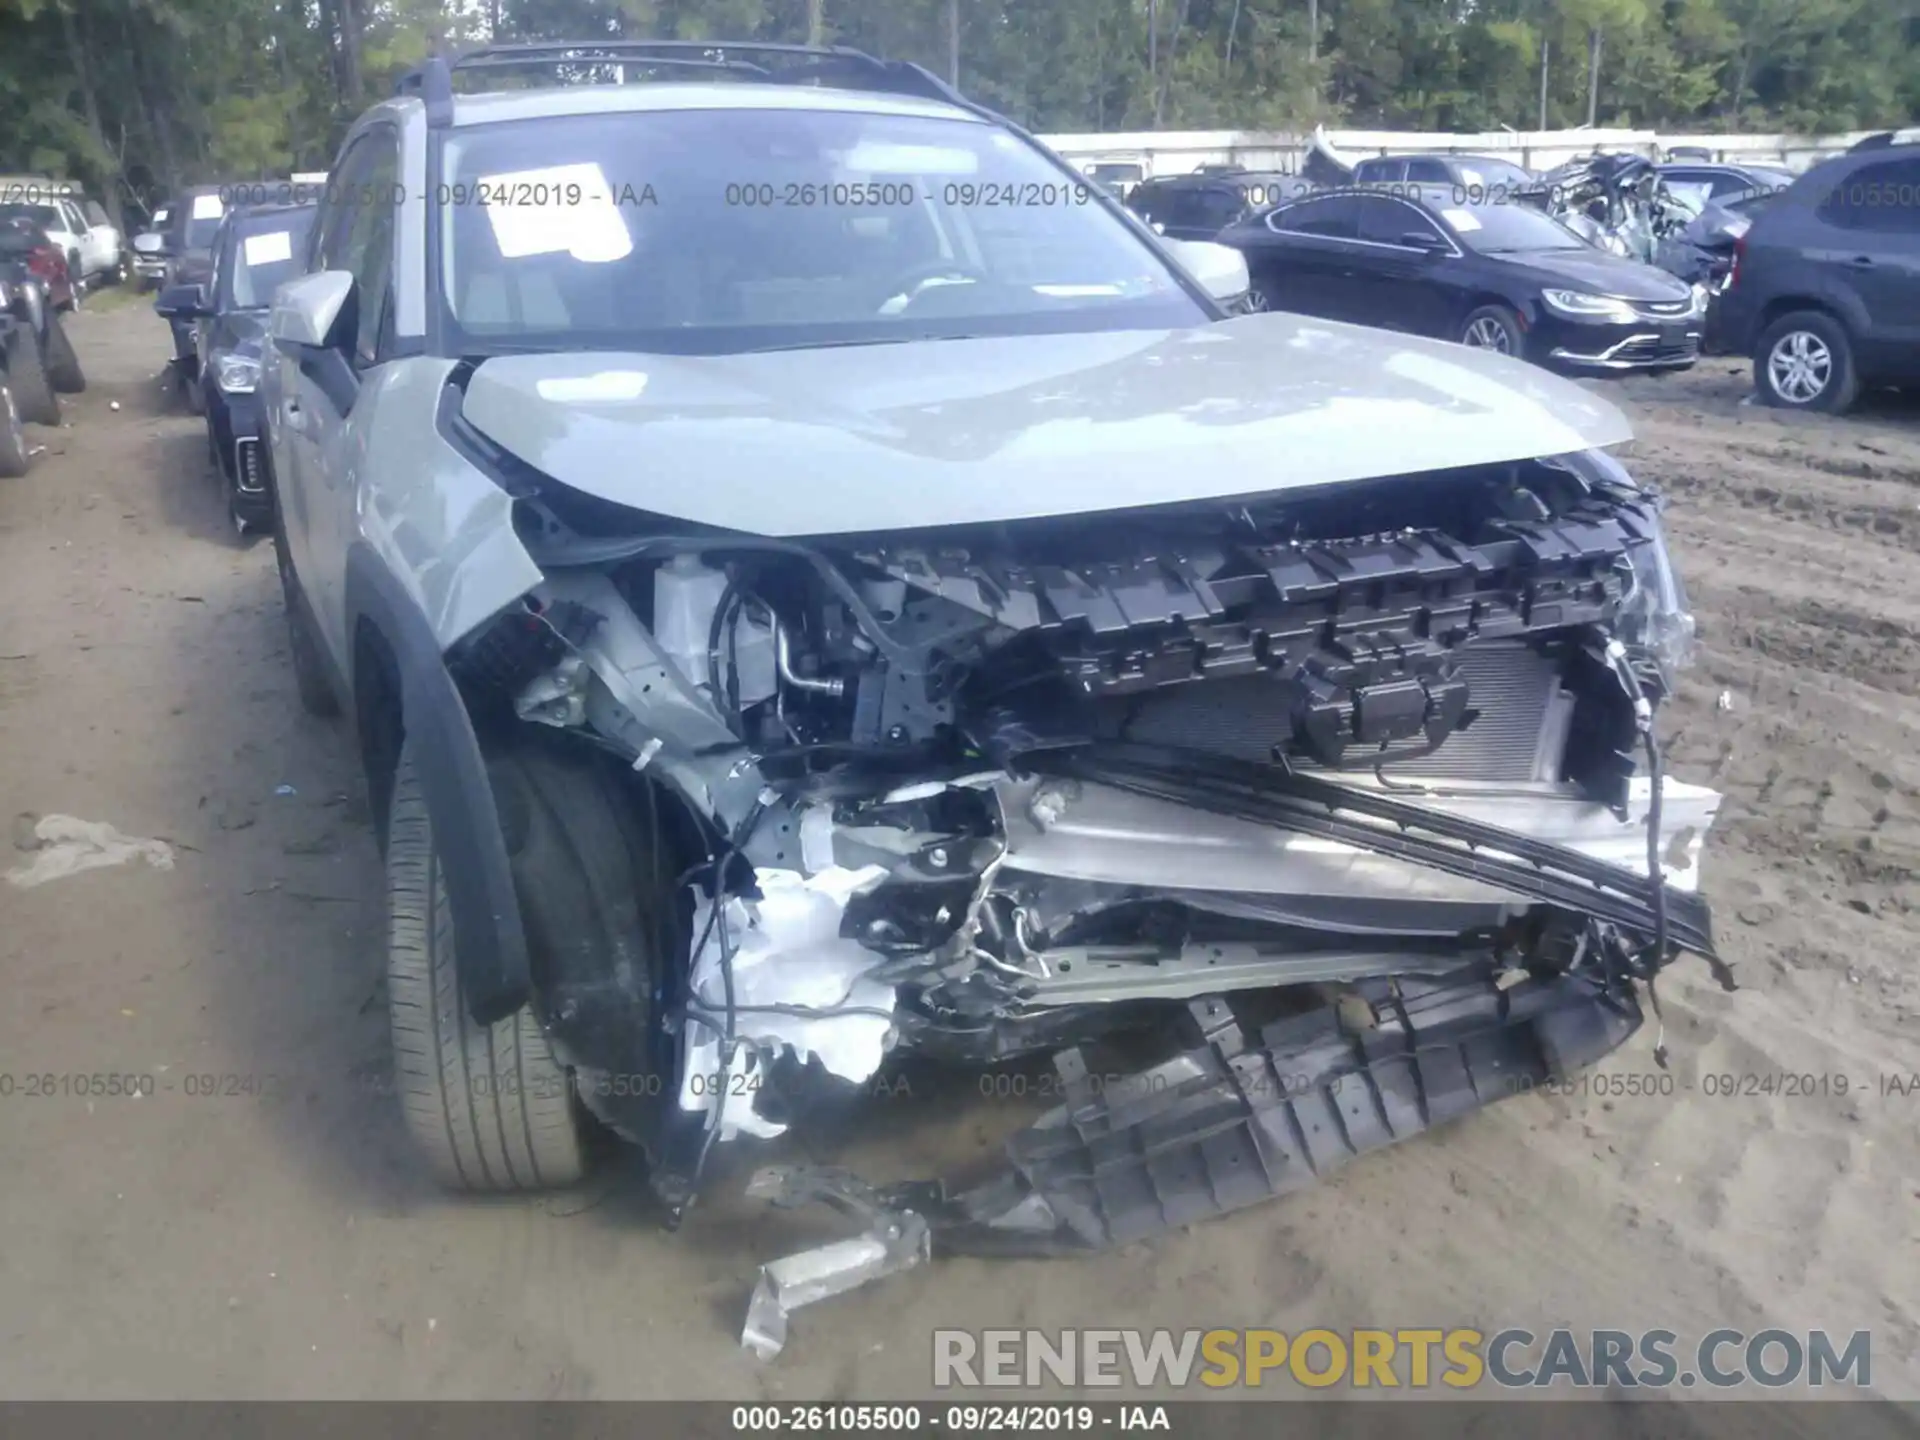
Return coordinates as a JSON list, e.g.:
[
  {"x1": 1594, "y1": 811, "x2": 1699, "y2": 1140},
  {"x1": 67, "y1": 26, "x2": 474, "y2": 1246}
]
[{"x1": 0, "y1": 302, "x2": 1915, "y2": 1403}]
